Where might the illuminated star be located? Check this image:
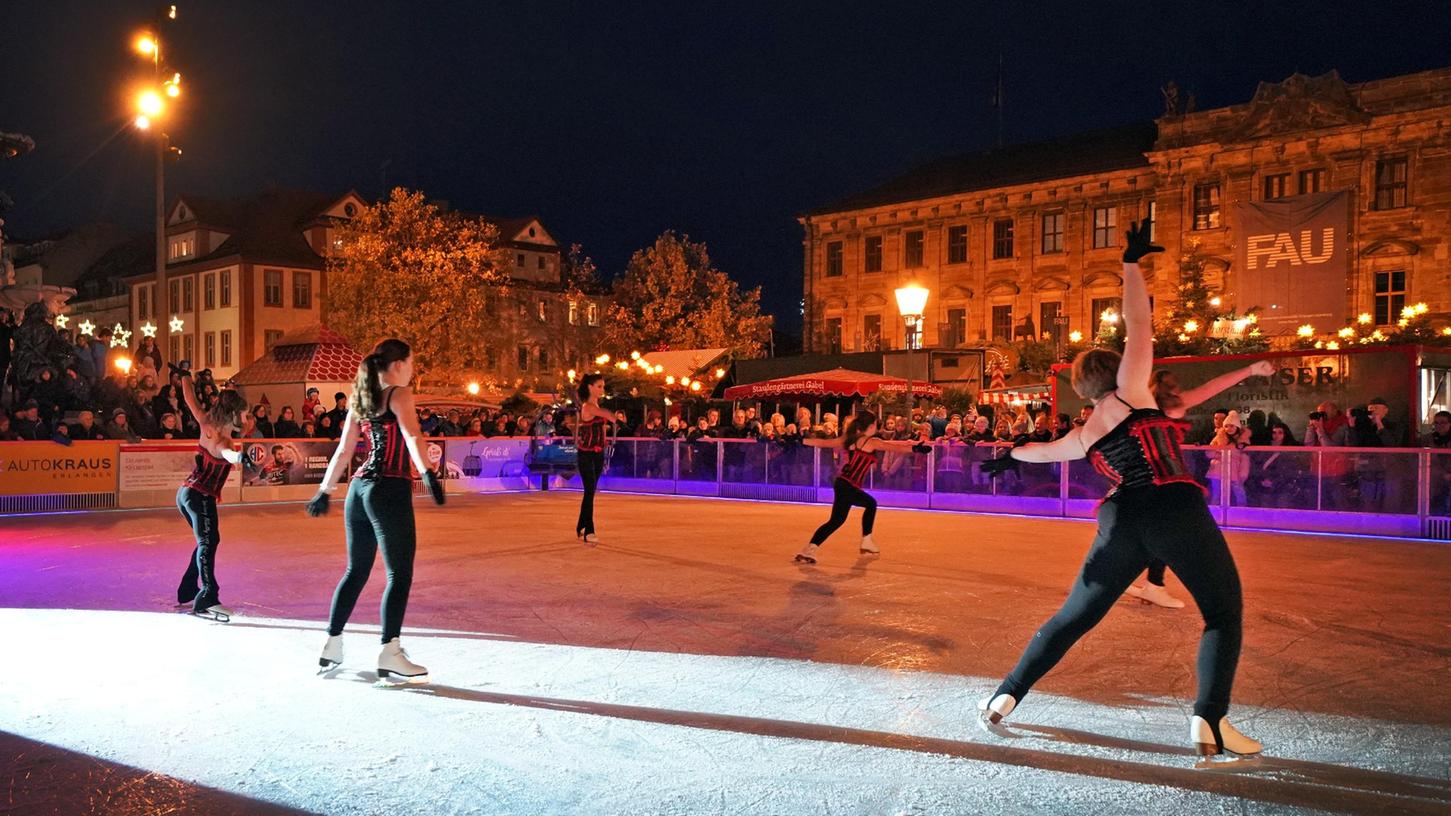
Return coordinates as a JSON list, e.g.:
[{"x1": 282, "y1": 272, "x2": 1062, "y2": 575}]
[
  {"x1": 54, "y1": 314, "x2": 70, "y2": 329},
  {"x1": 169, "y1": 315, "x2": 185, "y2": 334},
  {"x1": 140, "y1": 321, "x2": 158, "y2": 338},
  {"x1": 77, "y1": 319, "x2": 96, "y2": 336}
]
